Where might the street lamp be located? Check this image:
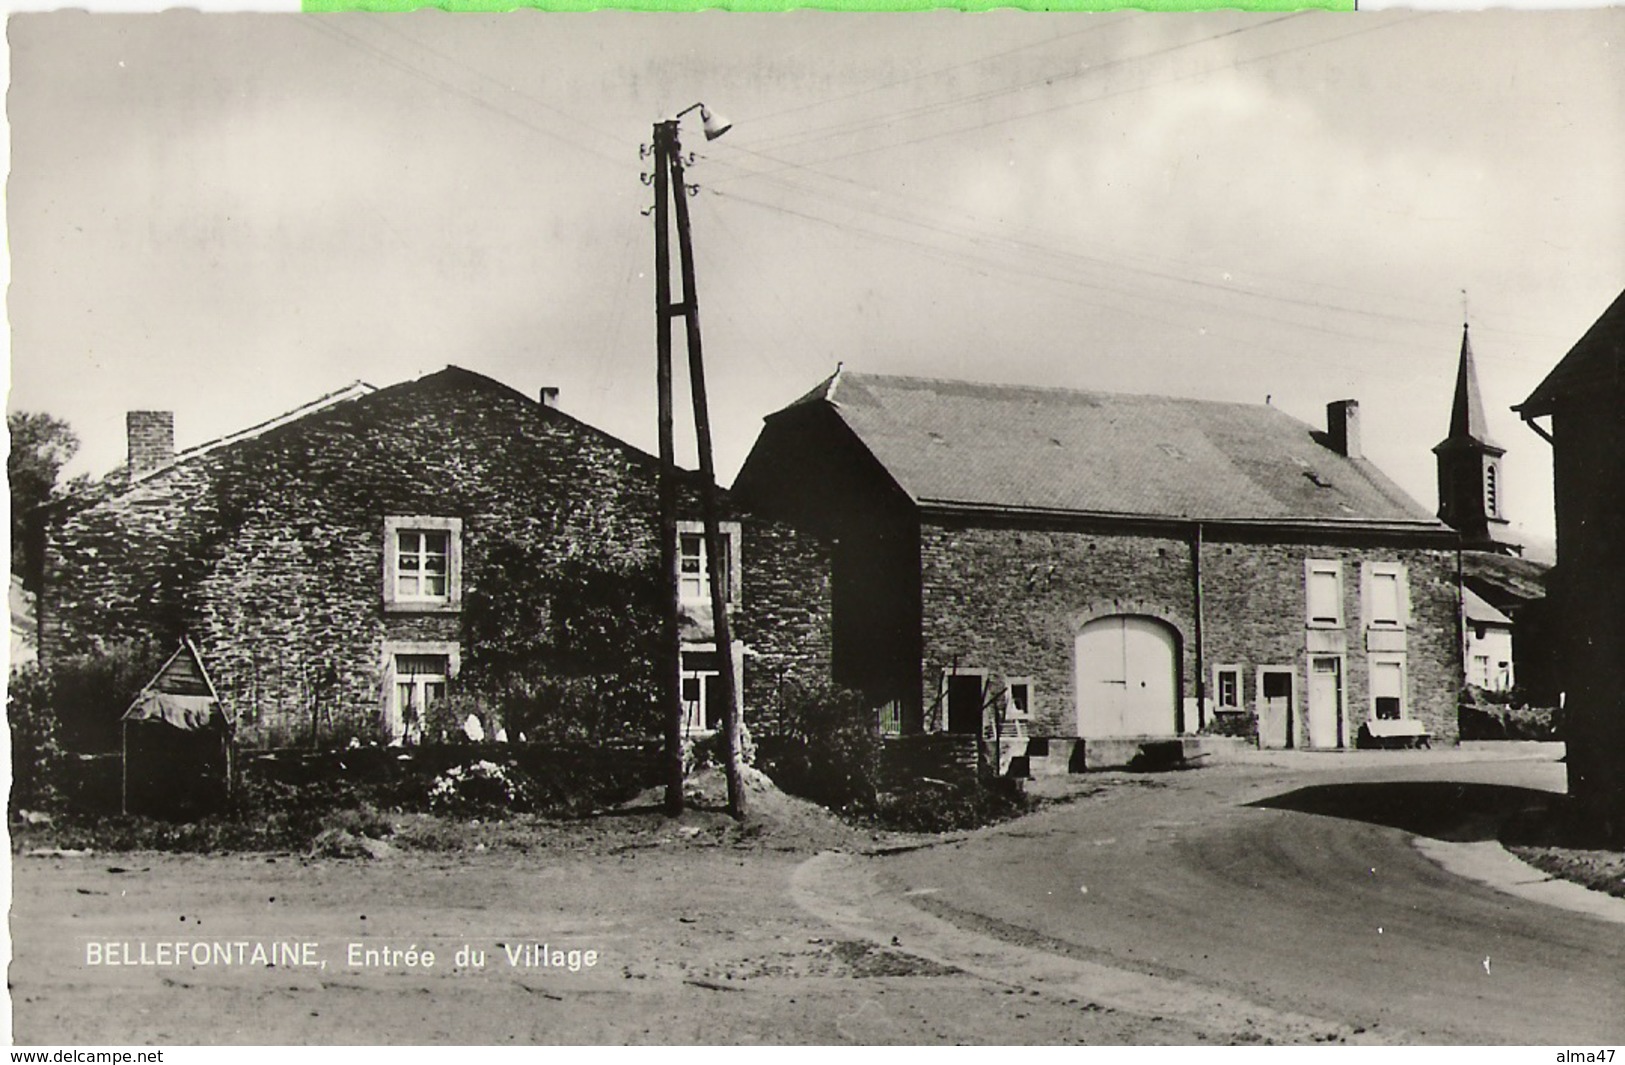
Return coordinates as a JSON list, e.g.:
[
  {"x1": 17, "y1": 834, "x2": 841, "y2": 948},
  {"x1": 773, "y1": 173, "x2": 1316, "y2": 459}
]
[{"x1": 651, "y1": 104, "x2": 747, "y2": 819}]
